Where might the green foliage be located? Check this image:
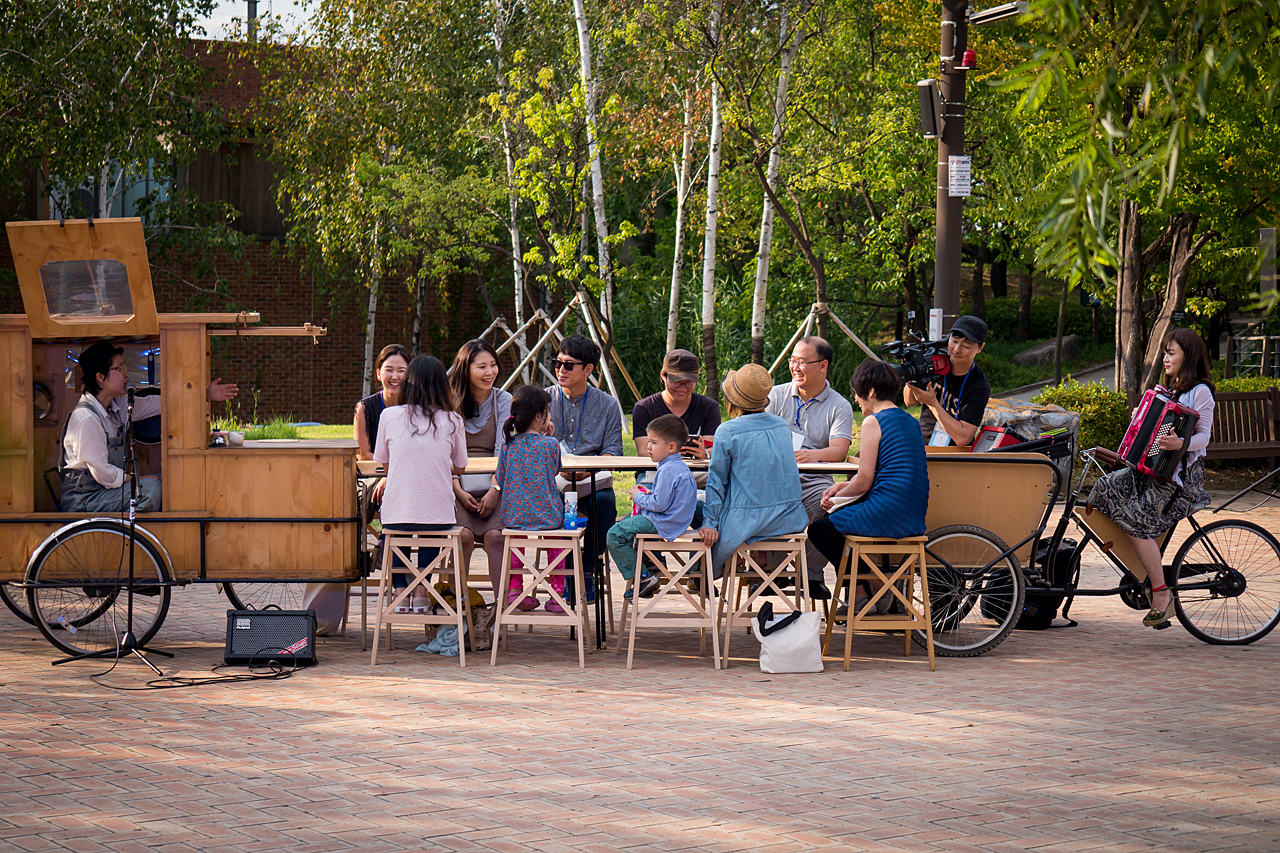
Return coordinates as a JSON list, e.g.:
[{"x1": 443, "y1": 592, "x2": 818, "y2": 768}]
[
  {"x1": 977, "y1": 340, "x2": 1114, "y2": 394},
  {"x1": 967, "y1": 296, "x2": 1114, "y2": 343},
  {"x1": 1033, "y1": 378, "x2": 1129, "y2": 457},
  {"x1": 1217, "y1": 376, "x2": 1280, "y2": 394}
]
